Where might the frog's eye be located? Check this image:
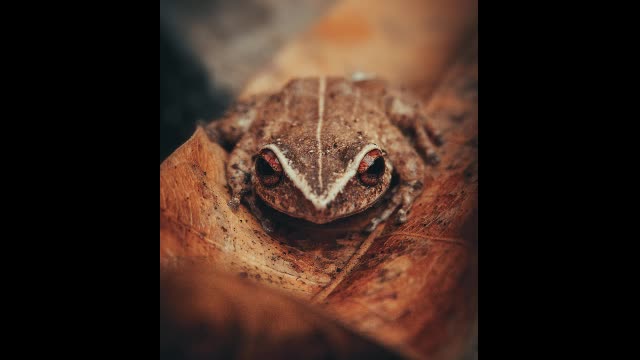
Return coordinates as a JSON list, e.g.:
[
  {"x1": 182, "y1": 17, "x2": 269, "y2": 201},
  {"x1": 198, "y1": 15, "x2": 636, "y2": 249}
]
[
  {"x1": 357, "y1": 149, "x2": 385, "y2": 186},
  {"x1": 256, "y1": 149, "x2": 283, "y2": 186}
]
